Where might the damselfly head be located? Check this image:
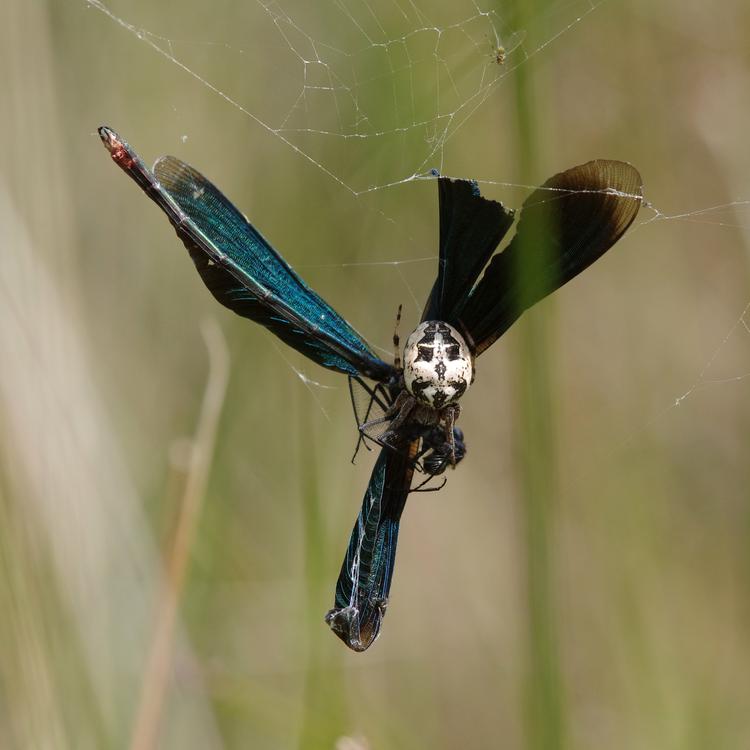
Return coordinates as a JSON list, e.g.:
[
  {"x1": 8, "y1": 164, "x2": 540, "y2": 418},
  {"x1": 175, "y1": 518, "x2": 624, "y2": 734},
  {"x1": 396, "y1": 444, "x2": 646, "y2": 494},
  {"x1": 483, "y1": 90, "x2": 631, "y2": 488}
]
[{"x1": 403, "y1": 321, "x2": 473, "y2": 409}]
